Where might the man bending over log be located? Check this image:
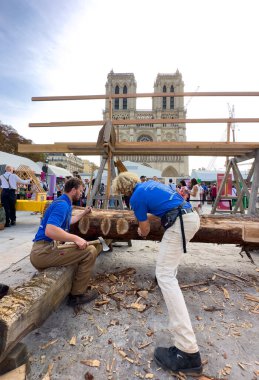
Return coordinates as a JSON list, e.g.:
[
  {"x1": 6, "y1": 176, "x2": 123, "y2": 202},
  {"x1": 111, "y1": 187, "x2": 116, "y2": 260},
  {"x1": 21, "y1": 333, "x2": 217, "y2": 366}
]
[
  {"x1": 30, "y1": 177, "x2": 99, "y2": 307},
  {"x1": 112, "y1": 172, "x2": 203, "y2": 377}
]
